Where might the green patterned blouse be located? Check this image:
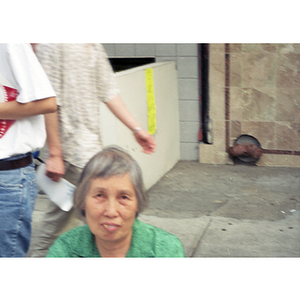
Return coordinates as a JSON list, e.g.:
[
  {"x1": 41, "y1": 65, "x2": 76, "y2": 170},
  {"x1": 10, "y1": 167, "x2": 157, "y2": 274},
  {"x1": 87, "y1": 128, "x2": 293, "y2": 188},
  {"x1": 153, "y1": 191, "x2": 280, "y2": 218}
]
[{"x1": 46, "y1": 219, "x2": 185, "y2": 258}]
